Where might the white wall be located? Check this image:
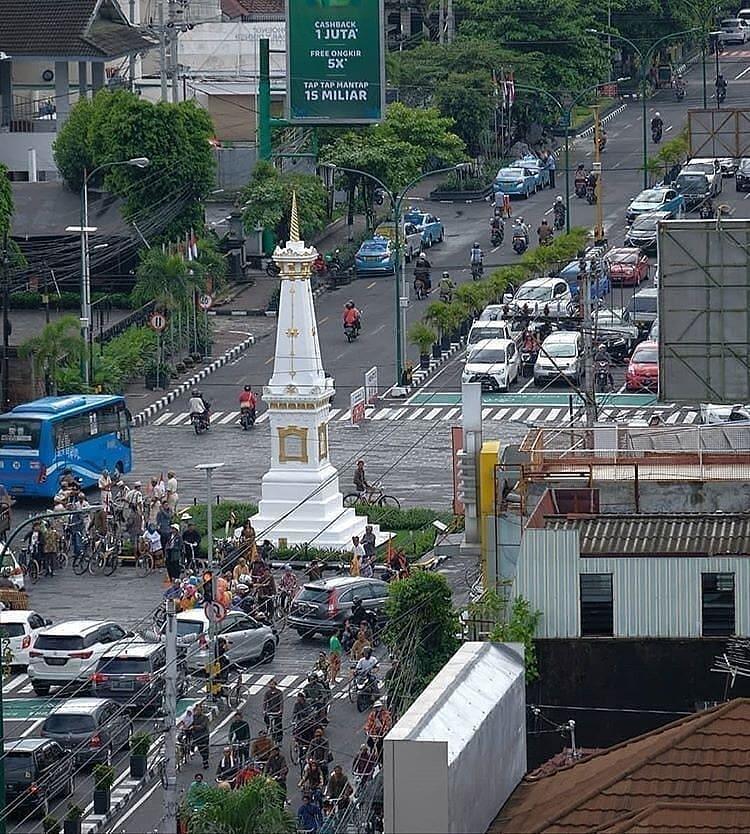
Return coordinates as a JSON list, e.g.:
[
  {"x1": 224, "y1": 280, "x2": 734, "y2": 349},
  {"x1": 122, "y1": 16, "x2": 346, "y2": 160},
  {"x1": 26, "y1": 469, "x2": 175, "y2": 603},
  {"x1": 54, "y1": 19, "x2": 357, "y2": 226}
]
[
  {"x1": 383, "y1": 740, "x2": 450, "y2": 834},
  {"x1": 178, "y1": 21, "x2": 286, "y2": 77},
  {"x1": 0, "y1": 132, "x2": 57, "y2": 178}
]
